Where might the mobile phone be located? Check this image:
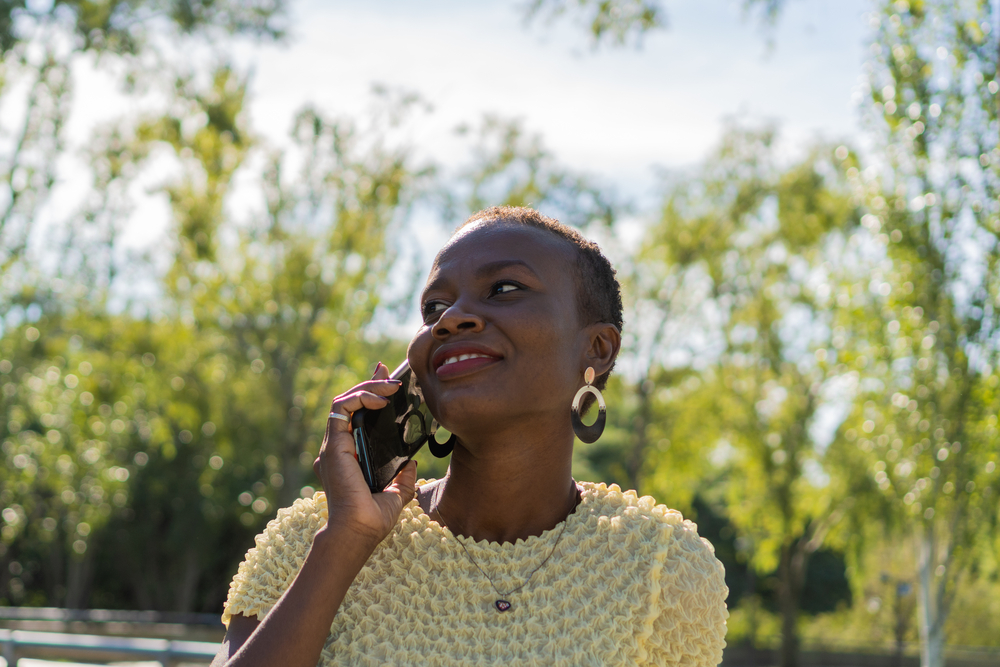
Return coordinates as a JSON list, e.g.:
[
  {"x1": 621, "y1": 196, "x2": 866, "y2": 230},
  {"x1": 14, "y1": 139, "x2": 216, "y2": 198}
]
[{"x1": 351, "y1": 361, "x2": 432, "y2": 493}]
